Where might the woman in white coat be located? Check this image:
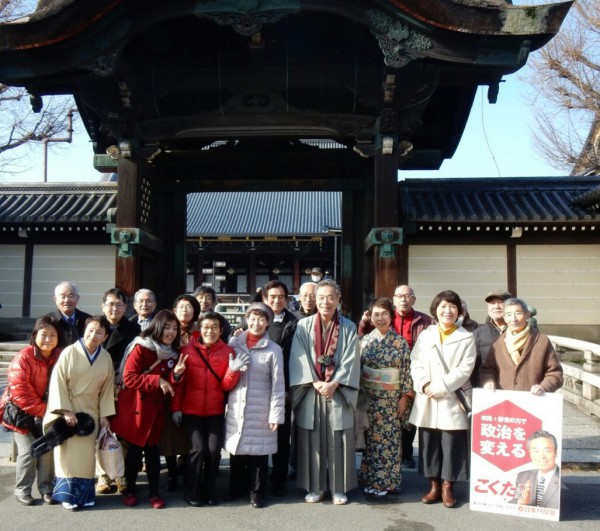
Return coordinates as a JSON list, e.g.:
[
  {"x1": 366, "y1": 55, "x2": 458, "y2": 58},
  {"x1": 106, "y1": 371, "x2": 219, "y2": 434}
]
[
  {"x1": 409, "y1": 290, "x2": 475, "y2": 509},
  {"x1": 225, "y1": 302, "x2": 285, "y2": 508}
]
